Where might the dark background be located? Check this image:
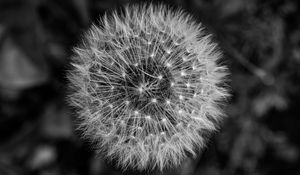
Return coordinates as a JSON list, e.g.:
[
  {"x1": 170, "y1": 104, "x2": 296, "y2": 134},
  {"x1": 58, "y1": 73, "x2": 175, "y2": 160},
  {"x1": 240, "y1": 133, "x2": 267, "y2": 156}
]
[{"x1": 0, "y1": 0, "x2": 300, "y2": 175}]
